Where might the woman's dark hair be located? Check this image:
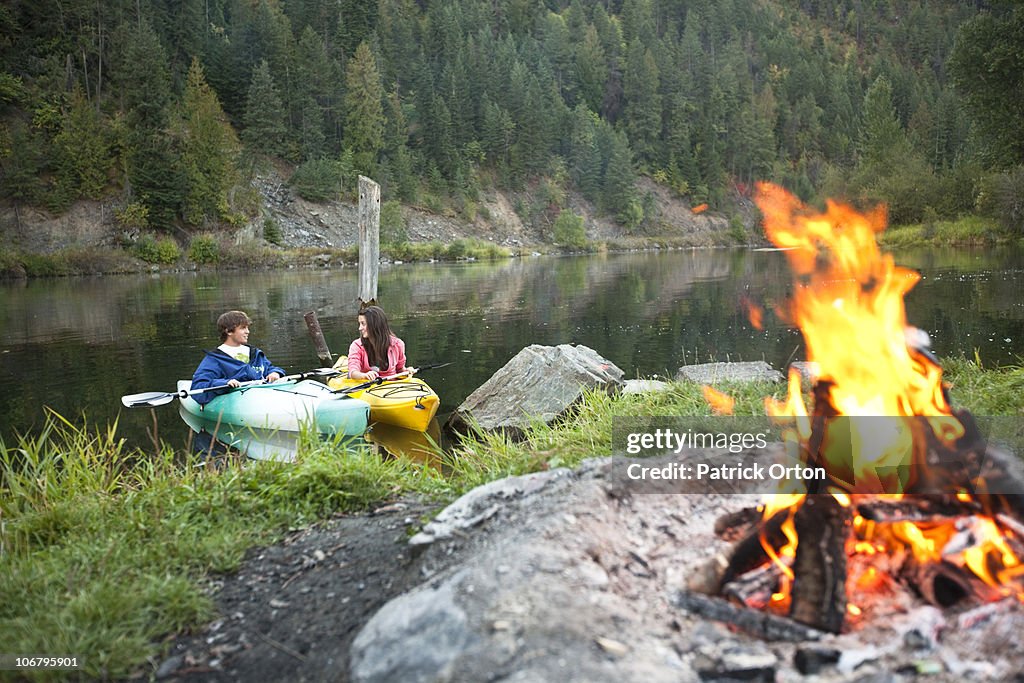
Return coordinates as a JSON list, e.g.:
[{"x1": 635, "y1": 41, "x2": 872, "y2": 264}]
[
  {"x1": 359, "y1": 305, "x2": 393, "y2": 367},
  {"x1": 217, "y1": 310, "x2": 252, "y2": 342}
]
